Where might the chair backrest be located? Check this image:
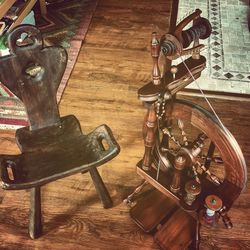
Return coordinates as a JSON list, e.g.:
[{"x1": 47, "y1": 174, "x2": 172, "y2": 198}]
[{"x1": 0, "y1": 25, "x2": 67, "y2": 130}]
